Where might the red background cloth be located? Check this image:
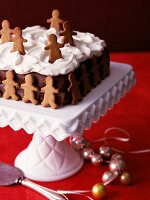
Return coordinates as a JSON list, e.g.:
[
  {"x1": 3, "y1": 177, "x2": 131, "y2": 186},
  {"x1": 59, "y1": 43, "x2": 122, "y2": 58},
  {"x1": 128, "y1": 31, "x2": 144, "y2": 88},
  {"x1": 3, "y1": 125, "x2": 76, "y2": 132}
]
[
  {"x1": 0, "y1": 0, "x2": 150, "y2": 51},
  {"x1": 0, "y1": 52, "x2": 150, "y2": 199}
]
